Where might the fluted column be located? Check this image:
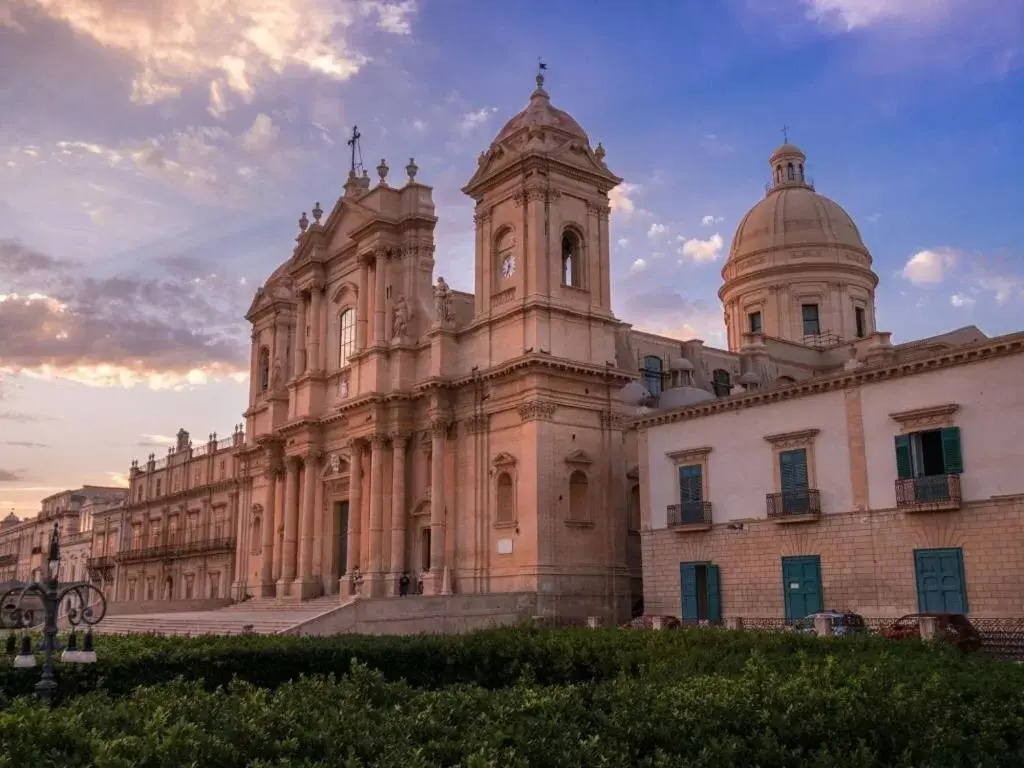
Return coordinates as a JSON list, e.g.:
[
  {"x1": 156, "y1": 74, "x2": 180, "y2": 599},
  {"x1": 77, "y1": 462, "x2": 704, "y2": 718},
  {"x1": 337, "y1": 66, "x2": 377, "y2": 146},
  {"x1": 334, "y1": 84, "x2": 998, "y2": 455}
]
[
  {"x1": 428, "y1": 419, "x2": 447, "y2": 595},
  {"x1": 388, "y1": 433, "x2": 409, "y2": 595},
  {"x1": 373, "y1": 253, "x2": 387, "y2": 344},
  {"x1": 278, "y1": 457, "x2": 300, "y2": 594},
  {"x1": 366, "y1": 434, "x2": 387, "y2": 596},
  {"x1": 293, "y1": 294, "x2": 307, "y2": 377},
  {"x1": 295, "y1": 452, "x2": 319, "y2": 598},
  {"x1": 319, "y1": 281, "x2": 329, "y2": 371},
  {"x1": 343, "y1": 440, "x2": 363, "y2": 596},
  {"x1": 309, "y1": 282, "x2": 323, "y2": 373},
  {"x1": 356, "y1": 260, "x2": 369, "y2": 350}
]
